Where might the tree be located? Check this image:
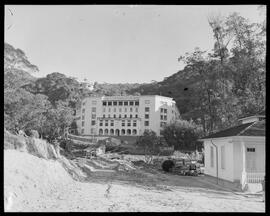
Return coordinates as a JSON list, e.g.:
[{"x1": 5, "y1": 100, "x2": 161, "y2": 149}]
[
  {"x1": 161, "y1": 120, "x2": 203, "y2": 151},
  {"x1": 136, "y1": 130, "x2": 161, "y2": 164}
]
